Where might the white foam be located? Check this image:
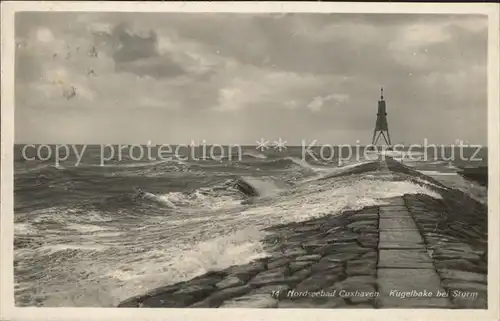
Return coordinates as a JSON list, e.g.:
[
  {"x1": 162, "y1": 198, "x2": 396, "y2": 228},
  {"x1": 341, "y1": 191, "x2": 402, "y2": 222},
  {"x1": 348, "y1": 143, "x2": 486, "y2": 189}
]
[
  {"x1": 242, "y1": 151, "x2": 267, "y2": 159},
  {"x1": 241, "y1": 178, "x2": 442, "y2": 223},
  {"x1": 40, "y1": 243, "x2": 108, "y2": 254},
  {"x1": 285, "y1": 156, "x2": 323, "y2": 172},
  {"x1": 241, "y1": 176, "x2": 285, "y2": 197},
  {"x1": 106, "y1": 227, "x2": 267, "y2": 304},
  {"x1": 298, "y1": 160, "x2": 377, "y2": 185},
  {"x1": 14, "y1": 223, "x2": 38, "y2": 235},
  {"x1": 419, "y1": 170, "x2": 459, "y2": 176},
  {"x1": 414, "y1": 177, "x2": 447, "y2": 190},
  {"x1": 423, "y1": 172, "x2": 488, "y2": 204},
  {"x1": 154, "y1": 190, "x2": 242, "y2": 210},
  {"x1": 150, "y1": 193, "x2": 178, "y2": 208},
  {"x1": 66, "y1": 223, "x2": 109, "y2": 233}
]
